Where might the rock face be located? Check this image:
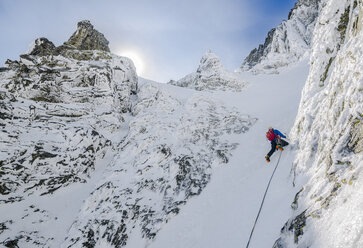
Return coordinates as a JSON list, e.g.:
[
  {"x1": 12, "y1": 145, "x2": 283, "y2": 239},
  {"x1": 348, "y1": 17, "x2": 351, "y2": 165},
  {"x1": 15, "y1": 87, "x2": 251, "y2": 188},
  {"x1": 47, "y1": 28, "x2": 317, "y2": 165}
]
[
  {"x1": 0, "y1": 47, "x2": 138, "y2": 196},
  {"x1": 241, "y1": 0, "x2": 320, "y2": 73},
  {"x1": 169, "y1": 51, "x2": 247, "y2": 91},
  {"x1": 242, "y1": 29, "x2": 276, "y2": 70},
  {"x1": 2, "y1": 51, "x2": 137, "y2": 111},
  {"x1": 64, "y1": 20, "x2": 110, "y2": 52},
  {"x1": 275, "y1": 0, "x2": 363, "y2": 247}
]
